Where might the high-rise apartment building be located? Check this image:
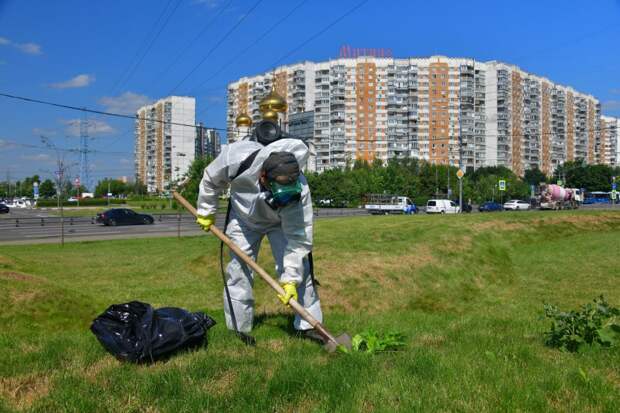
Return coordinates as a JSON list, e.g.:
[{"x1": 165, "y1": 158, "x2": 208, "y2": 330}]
[
  {"x1": 600, "y1": 116, "x2": 619, "y2": 167},
  {"x1": 135, "y1": 96, "x2": 196, "y2": 193},
  {"x1": 227, "y1": 56, "x2": 609, "y2": 175},
  {"x1": 195, "y1": 124, "x2": 221, "y2": 160}
]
